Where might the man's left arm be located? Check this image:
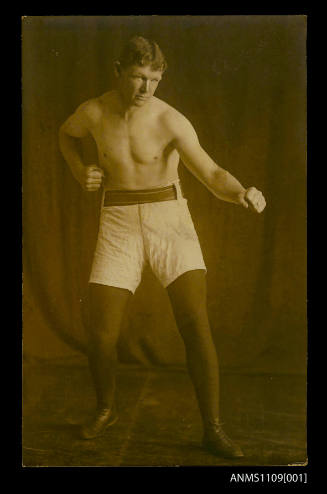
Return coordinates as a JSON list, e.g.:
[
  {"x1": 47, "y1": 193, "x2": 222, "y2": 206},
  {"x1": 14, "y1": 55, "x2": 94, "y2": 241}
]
[{"x1": 167, "y1": 111, "x2": 266, "y2": 213}]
